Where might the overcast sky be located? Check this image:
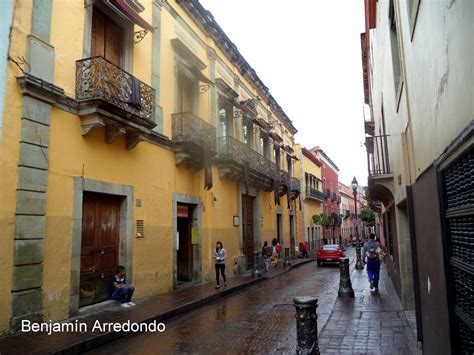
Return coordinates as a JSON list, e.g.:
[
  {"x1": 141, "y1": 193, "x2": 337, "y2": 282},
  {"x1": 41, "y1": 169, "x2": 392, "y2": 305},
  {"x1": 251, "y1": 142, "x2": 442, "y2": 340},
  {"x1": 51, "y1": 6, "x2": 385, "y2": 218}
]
[{"x1": 200, "y1": 0, "x2": 368, "y2": 187}]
